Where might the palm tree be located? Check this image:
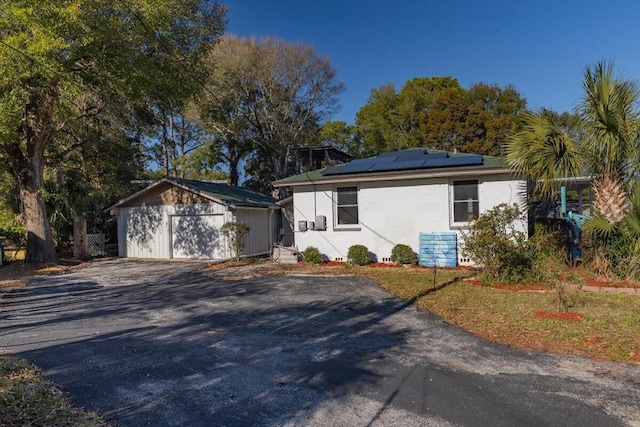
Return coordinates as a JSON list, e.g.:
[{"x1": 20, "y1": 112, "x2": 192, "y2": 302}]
[
  {"x1": 506, "y1": 61, "x2": 640, "y2": 224},
  {"x1": 505, "y1": 108, "x2": 583, "y2": 200},
  {"x1": 580, "y1": 62, "x2": 640, "y2": 224},
  {"x1": 506, "y1": 61, "x2": 640, "y2": 278}
]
